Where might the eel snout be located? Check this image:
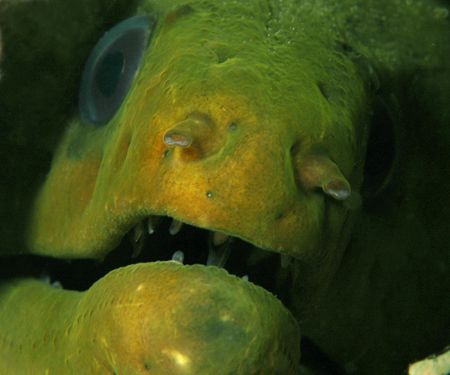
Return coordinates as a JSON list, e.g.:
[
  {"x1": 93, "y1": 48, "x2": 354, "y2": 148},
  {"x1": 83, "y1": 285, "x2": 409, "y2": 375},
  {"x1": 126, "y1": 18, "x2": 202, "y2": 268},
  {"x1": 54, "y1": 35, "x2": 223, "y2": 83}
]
[{"x1": 0, "y1": 262, "x2": 300, "y2": 374}]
